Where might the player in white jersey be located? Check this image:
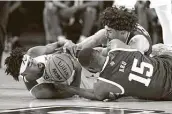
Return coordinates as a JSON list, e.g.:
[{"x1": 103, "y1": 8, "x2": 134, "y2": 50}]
[{"x1": 4, "y1": 41, "x2": 90, "y2": 99}]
